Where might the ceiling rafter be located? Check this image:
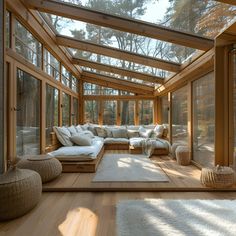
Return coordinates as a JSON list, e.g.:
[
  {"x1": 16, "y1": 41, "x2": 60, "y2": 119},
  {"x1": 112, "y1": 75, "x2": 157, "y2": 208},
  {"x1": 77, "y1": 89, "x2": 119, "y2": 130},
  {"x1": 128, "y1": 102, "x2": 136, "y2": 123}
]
[
  {"x1": 82, "y1": 71, "x2": 154, "y2": 95},
  {"x1": 23, "y1": 0, "x2": 214, "y2": 51},
  {"x1": 73, "y1": 58, "x2": 164, "y2": 84},
  {"x1": 57, "y1": 35, "x2": 181, "y2": 72},
  {"x1": 215, "y1": 0, "x2": 236, "y2": 5}
]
